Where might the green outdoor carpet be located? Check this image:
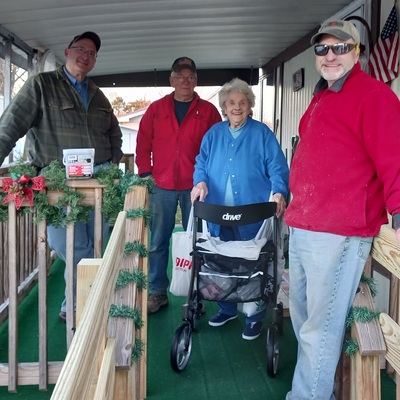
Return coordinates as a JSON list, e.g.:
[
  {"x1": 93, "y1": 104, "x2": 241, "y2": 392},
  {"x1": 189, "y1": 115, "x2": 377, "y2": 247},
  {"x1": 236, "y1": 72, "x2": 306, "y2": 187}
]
[
  {"x1": 147, "y1": 298, "x2": 296, "y2": 400},
  {"x1": 0, "y1": 252, "x2": 396, "y2": 399}
]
